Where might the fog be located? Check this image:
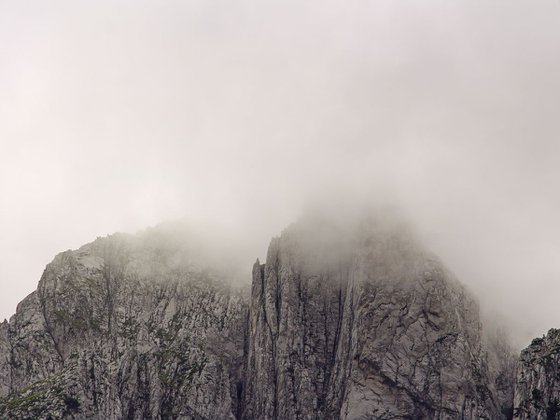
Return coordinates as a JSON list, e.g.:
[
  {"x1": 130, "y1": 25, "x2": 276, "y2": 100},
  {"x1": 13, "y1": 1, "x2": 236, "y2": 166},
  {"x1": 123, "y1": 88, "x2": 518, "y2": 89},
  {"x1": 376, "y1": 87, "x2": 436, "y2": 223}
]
[{"x1": 1, "y1": 0, "x2": 560, "y2": 348}]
